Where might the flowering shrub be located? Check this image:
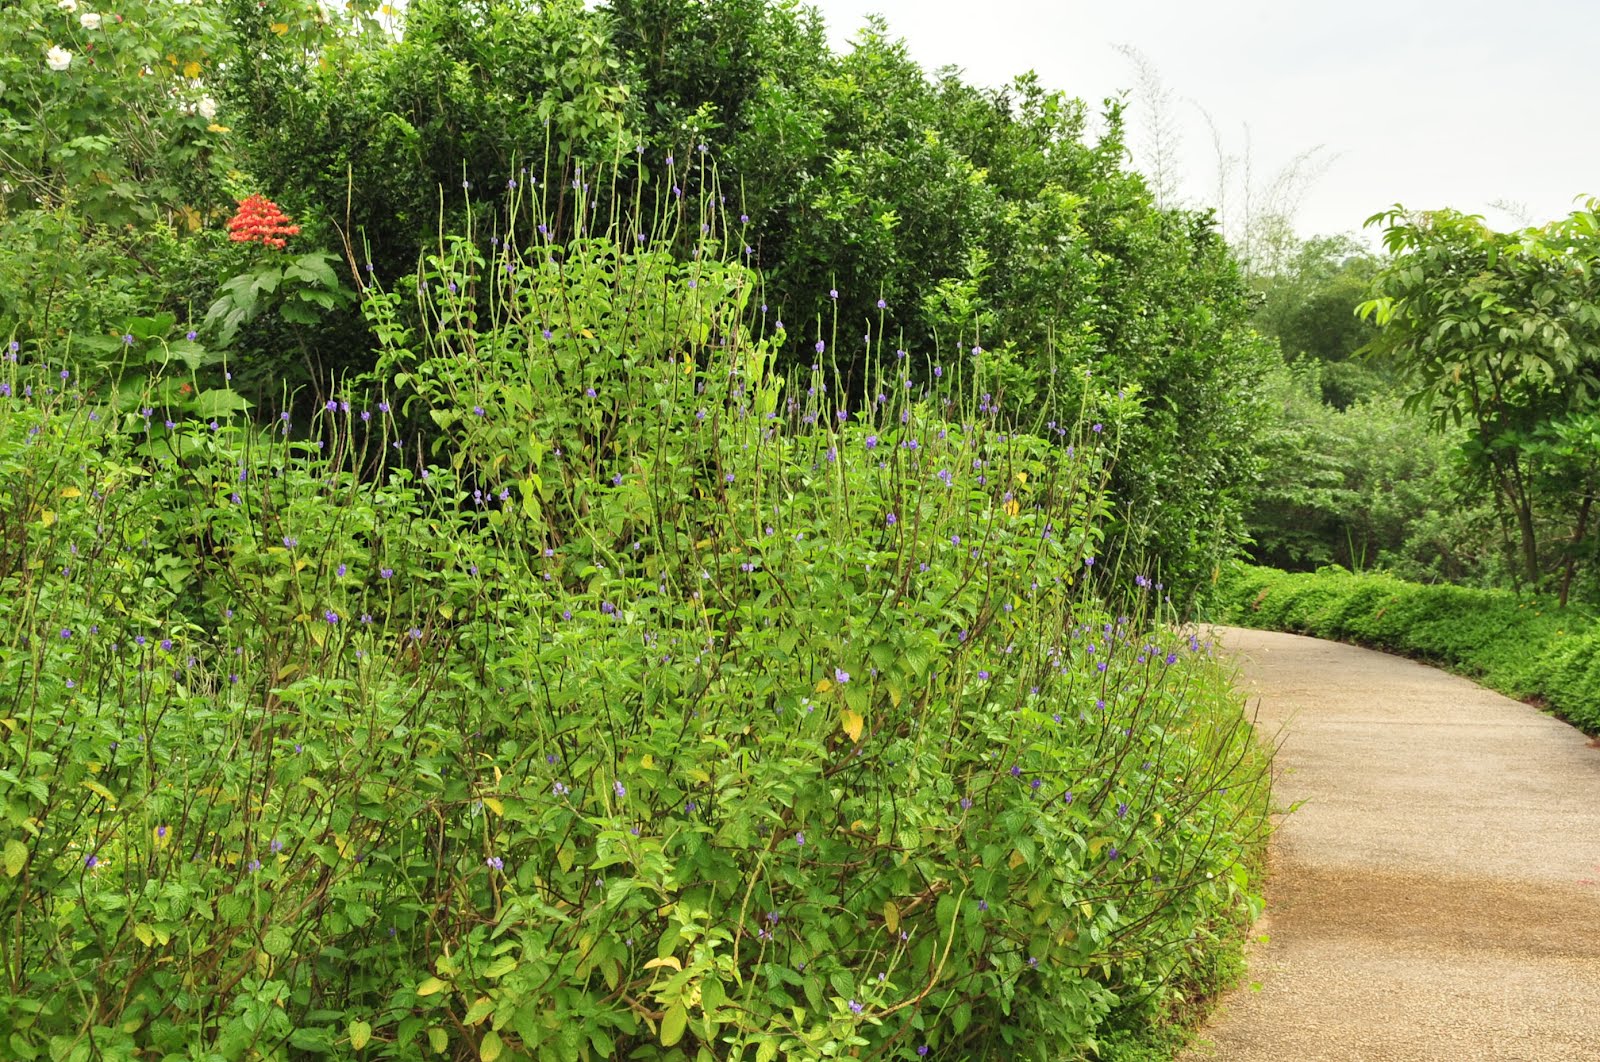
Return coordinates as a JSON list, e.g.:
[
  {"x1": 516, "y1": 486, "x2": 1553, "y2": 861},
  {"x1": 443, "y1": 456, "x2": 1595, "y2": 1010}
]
[
  {"x1": 0, "y1": 180, "x2": 1268, "y2": 1060},
  {"x1": 227, "y1": 194, "x2": 302, "y2": 249}
]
